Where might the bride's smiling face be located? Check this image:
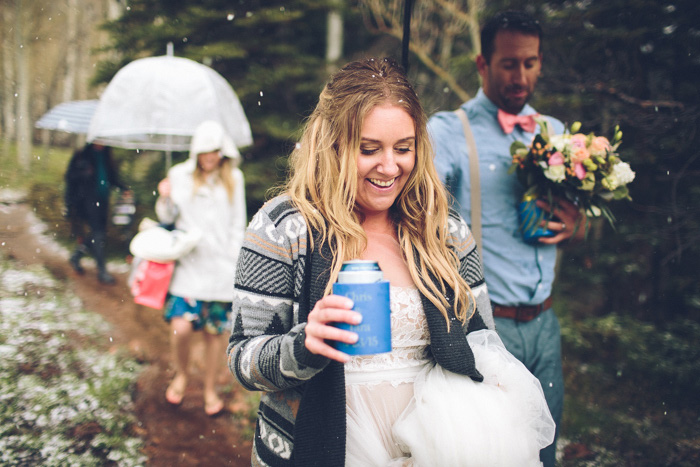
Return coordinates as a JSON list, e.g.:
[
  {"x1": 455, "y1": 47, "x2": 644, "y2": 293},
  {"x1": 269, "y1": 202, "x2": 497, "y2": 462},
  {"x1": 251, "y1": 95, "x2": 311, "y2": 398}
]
[{"x1": 354, "y1": 103, "x2": 416, "y2": 217}]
